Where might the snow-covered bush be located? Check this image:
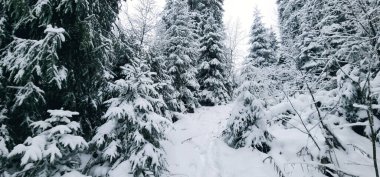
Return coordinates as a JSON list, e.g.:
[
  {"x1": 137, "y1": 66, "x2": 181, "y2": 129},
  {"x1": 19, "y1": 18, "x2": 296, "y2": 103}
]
[
  {"x1": 336, "y1": 64, "x2": 362, "y2": 123},
  {"x1": 7, "y1": 110, "x2": 88, "y2": 177},
  {"x1": 91, "y1": 62, "x2": 170, "y2": 177},
  {"x1": 224, "y1": 91, "x2": 272, "y2": 153},
  {"x1": 237, "y1": 64, "x2": 283, "y2": 105}
]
